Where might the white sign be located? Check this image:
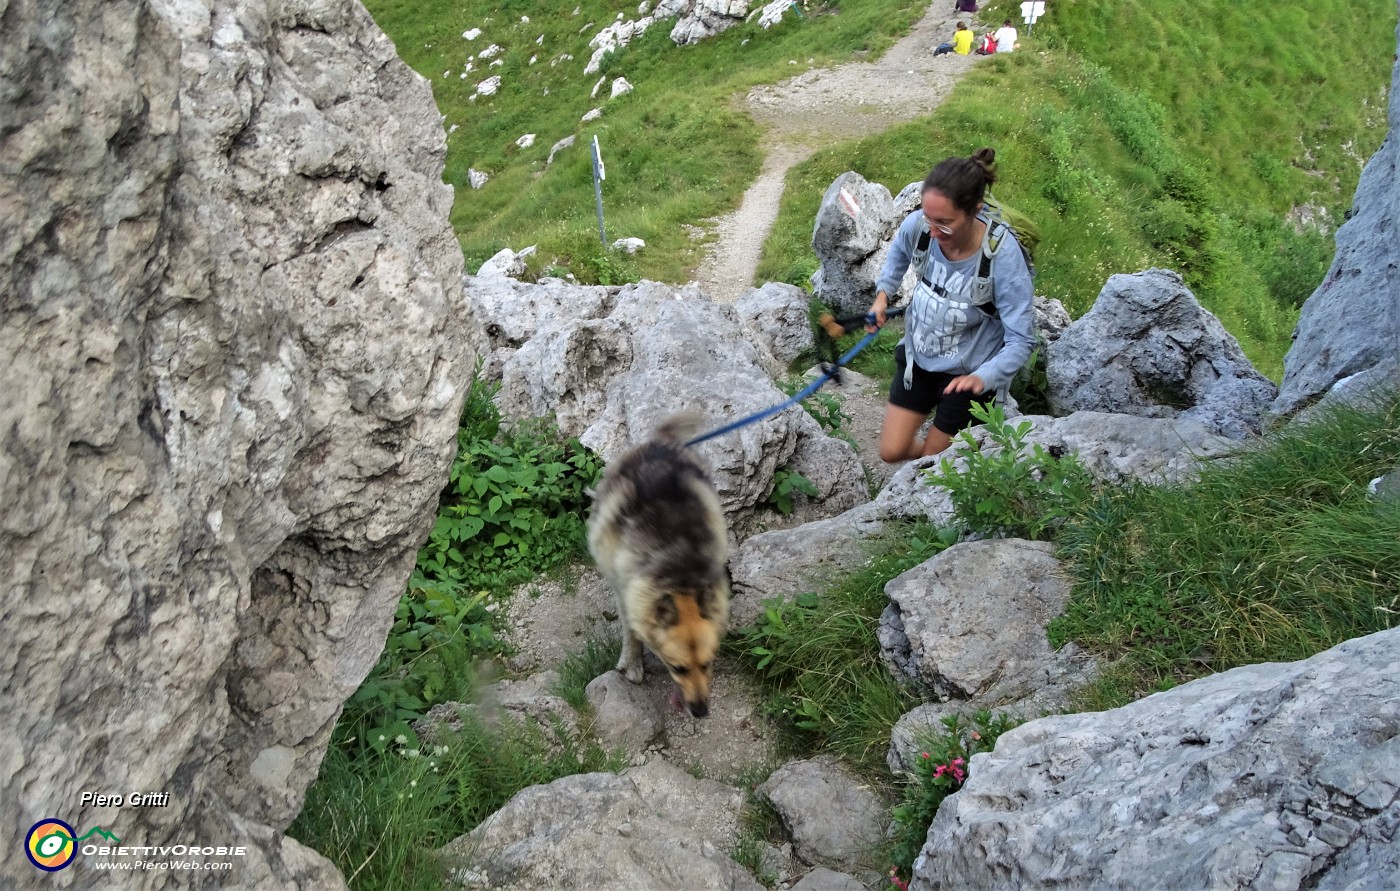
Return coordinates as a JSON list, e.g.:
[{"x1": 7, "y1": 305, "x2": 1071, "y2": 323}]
[
  {"x1": 593, "y1": 135, "x2": 605, "y2": 181},
  {"x1": 1020, "y1": 1, "x2": 1045, "y2": 24}
]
